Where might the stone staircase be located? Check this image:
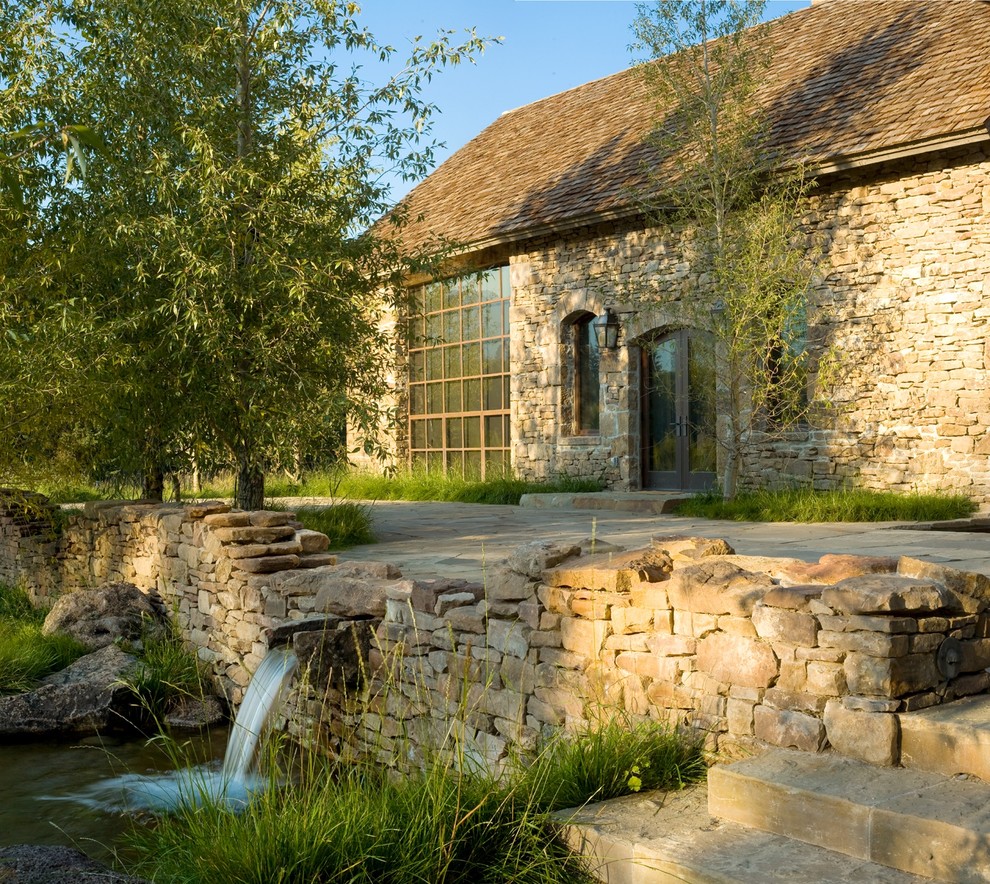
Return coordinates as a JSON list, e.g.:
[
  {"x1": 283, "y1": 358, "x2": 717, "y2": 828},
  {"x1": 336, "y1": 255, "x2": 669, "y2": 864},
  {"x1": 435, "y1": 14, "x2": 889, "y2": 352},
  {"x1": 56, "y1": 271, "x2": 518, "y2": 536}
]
[{"x1": 559, "y1": 695, "x2": 990, "y2": 882}]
